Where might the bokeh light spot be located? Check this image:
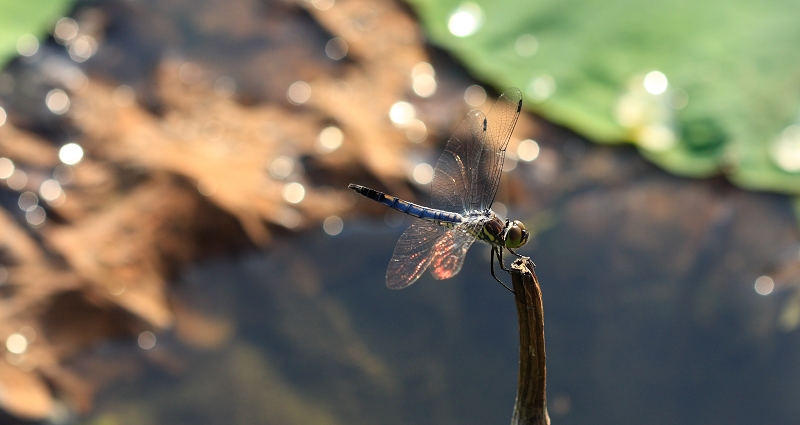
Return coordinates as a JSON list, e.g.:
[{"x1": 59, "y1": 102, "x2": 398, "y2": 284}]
[
  {"x1": 16, "y1": 34, "x2": 39, "y2": 57},
  {"x1": 384, "y1": 209, "x2": 405, "y2": 228},
  {"x1": 411, "y1": 63, "x2": 436, "y2": 98},
  {"x1": 412, "y1": 74, "x2": 436, "y2": 98},
  {"x1": 318, "y1": 126, "x2": 344, "y2": 153},
  {"x1": 138, "y1": 331, "x2": 156, "y2": 349},
  {"x1": 772, "y1": 125, "x2": 800, "y2": 173},
  {"x1": 644, "y1": 71, "x2": 668, "y2": 95},
  {"x1": 323, "y1": 215, "x2": 344, "y2": 235},
  {"x1": 54, "y1": 18, "x2": 79, "y2": 44},
  {"x1": 754, "y1": 275, "x2": 774, "y2": 295},
  {"x1": 405, "y1": 119, "x2": 427, "y2": 143},
  {"x1": 311, "y1": 0, "x2": 335, "y2": 10},
  {"x1": 18, "y1": 192, "x2": 38, "y2": 212},
  {"x1": 638, "y1": 124, "x2": 676, "y2": 151},
  {"x1": 412, "y1": 162, "x2": 434, "y2": 185},
  {"x1": 389, "y1": 101, "x2": 416, "y2": 126},
  {"x1": 270, "y1": 156, "x2": 294, "y2": 179},
  {"x1": 26, "y1": 206, "x2": 46, "y2": 226},
  {"x1": 668, "y1": 88, "x2": 689, "y2": 109},
  {"x1": 112, "y1": 85, "x2": 136, "y2": 107},
  {"x1": 0, "y1": 157, "x2": 14, "y2": 179},
  {"x1": 46, "y1": 89, "x2": 70, "y2": 115},
  {"x1": 214, "y1": 76, "x2": 237, "y2": 98},
  {"x1": 514, "y1": 34, "x2": 539, "y2": 57},
  {"x1": 527, "y1": 73, "x2": 556, "y2": 102},
  {"x1": 59, "y1": 143, "x2": 84, "y2": 165},
  {"x1": 325, "y1": 37, "x2": 348, "y2": 60},
  {"x1": 7, "y1": 170, "x2": 27, "y2": 190},
  {"x1": 5, "y1": 333, "x2": 27, "y2": 354},
  {"x1": 287, "y1": 81, "x2": 312, "y2": 105},
  {"x1": 448, "y1": 2, "x2": 483, "y2": 37},
  {"x1": 40, "y1": 180, "x2": 63, "y2": 202},
  {"x1": 178, "y1": 62, "x2": 202, "y2": 84},
  {"x1": 493, "y1": 202, "x2": 507, "y2": 220},
  {"x1": 411, "y1": 62, "x2": 435, "y2": 79},
  {"x1": 464, "y1": 85, "x2": 486, "y2": 107},
  {"x1": 278, "y1": 208, "x2": 302, "y2": 229},
  {"x1": 283, "y1": 182, "x2": 306, "y2": 204},
  {"x1": 68, "y1": 35, "x2": 97, "y2": 62},
  {"x1": 502, "y1": 152, "x2": 518, "y2": 172},
  {"x1": 107, "y1": 281, "x2": 126, "y2": 296},
  {"x1": 53, "y1": 164, "x2": 73, "y2": 185},
  {"x1": 517, "y1": 139, "x2": 541, "y2": 161}
]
